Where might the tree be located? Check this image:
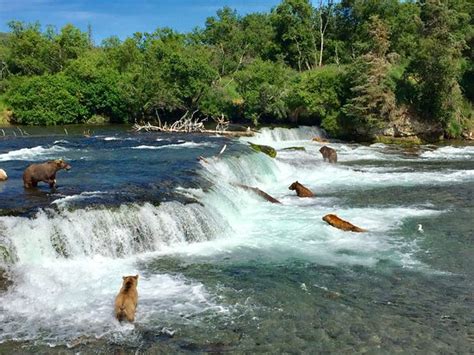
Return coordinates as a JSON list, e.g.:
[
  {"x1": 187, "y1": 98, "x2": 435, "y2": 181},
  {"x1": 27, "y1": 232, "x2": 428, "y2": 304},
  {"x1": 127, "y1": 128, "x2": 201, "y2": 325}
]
[
  {"x1": 272, "y1": 0, "x2": 319, "y2": 71},
  {"x1": 234, "y1": 59, "x2": 295, "y2": 124},
  {"x1": 6, "y1": 74, "x2": 87, "y2": 125},
  {"x1": 286, "y1": 65, "x2": 345, "y2": 133},
  {"x1": 342, "y1": 16, "x2": 397, "y2": 136},
  {"x1": 406, "y1": 0, "x2": 467, "y2": 136}
]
